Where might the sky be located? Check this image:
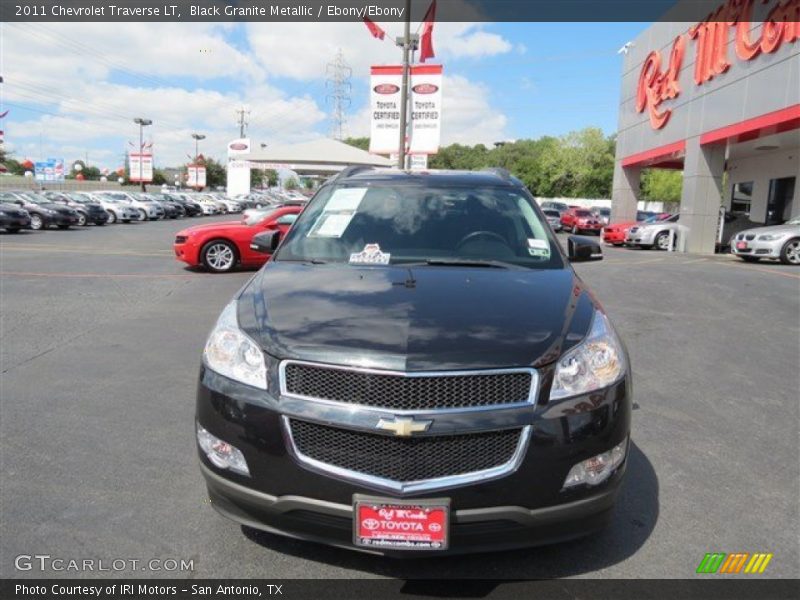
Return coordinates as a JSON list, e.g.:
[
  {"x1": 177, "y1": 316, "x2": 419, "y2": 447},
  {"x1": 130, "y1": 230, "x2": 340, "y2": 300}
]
[{"x1": 0, "y1": 20, "x2": 647, "y2": 171}]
